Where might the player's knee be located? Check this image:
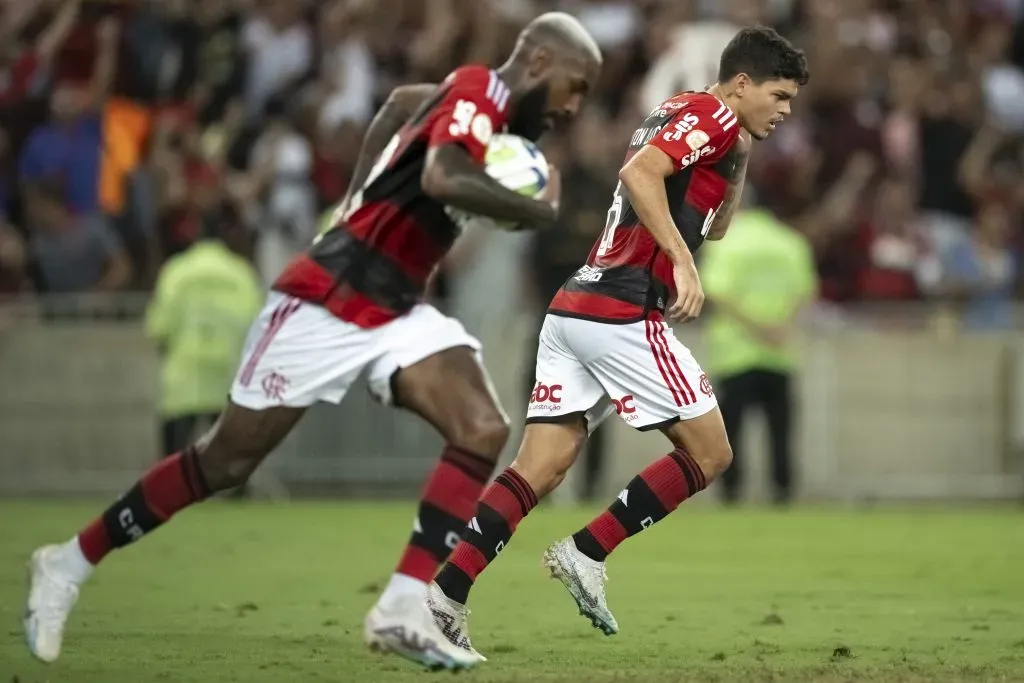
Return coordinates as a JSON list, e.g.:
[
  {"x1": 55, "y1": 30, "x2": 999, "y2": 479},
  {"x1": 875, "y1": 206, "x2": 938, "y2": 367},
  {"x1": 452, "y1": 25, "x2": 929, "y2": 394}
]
[
  {"x1": 195, "y1": 437, "x2": 267, "y2": 491},
  {"x1": 703, "y1": 440, "x2": 733, "y2": 480},
  {"x1": 450, "y1": 410, "x2": 510, "y2": 459}
]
